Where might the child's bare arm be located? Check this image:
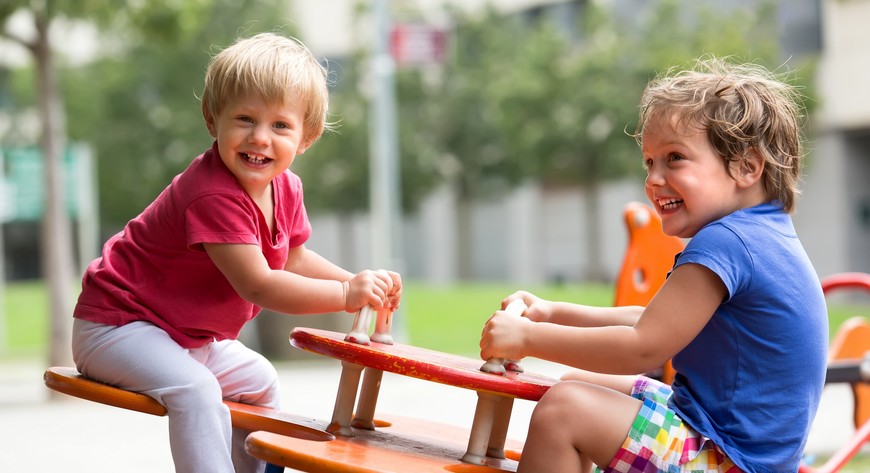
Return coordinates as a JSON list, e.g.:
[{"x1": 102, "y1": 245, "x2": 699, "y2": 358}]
[
  {"x1": 501, "y1": 291, "x2": 643, "y2": 327},
  {"x1": 285, "y1": 245, "x2": 403, "y2": 312},
  {"x1": 204, "y1": 243, "x2": 394, "y2": 314},
  {"x1": 482, "y1": 263, "x2": 725, "y2": 375},
  {"x1": 283, "y1": 244, "x2": 354, "y2": 281}
]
